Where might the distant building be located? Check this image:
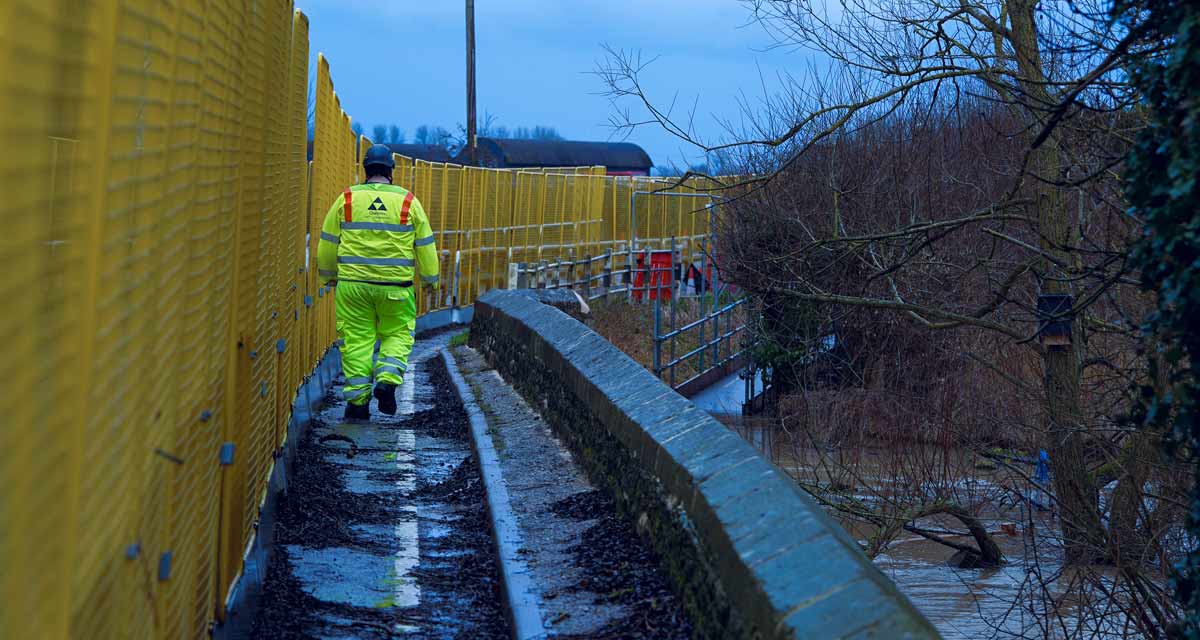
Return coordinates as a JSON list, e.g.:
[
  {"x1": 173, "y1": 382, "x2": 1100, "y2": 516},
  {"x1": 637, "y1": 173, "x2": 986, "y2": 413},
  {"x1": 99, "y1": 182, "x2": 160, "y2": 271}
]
[
  {"x1": 307, "y1": 140, "x2": 453, "y2": 163},
  {"x1": 384, "y1": 143, "x2": 455, "y2": 164},
  {"x1": 316, "y1": 137, "x2": 655, "y2": 176},
  {"x1": 465, "y1": 138, "x2": 652, "y2": 176}
]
